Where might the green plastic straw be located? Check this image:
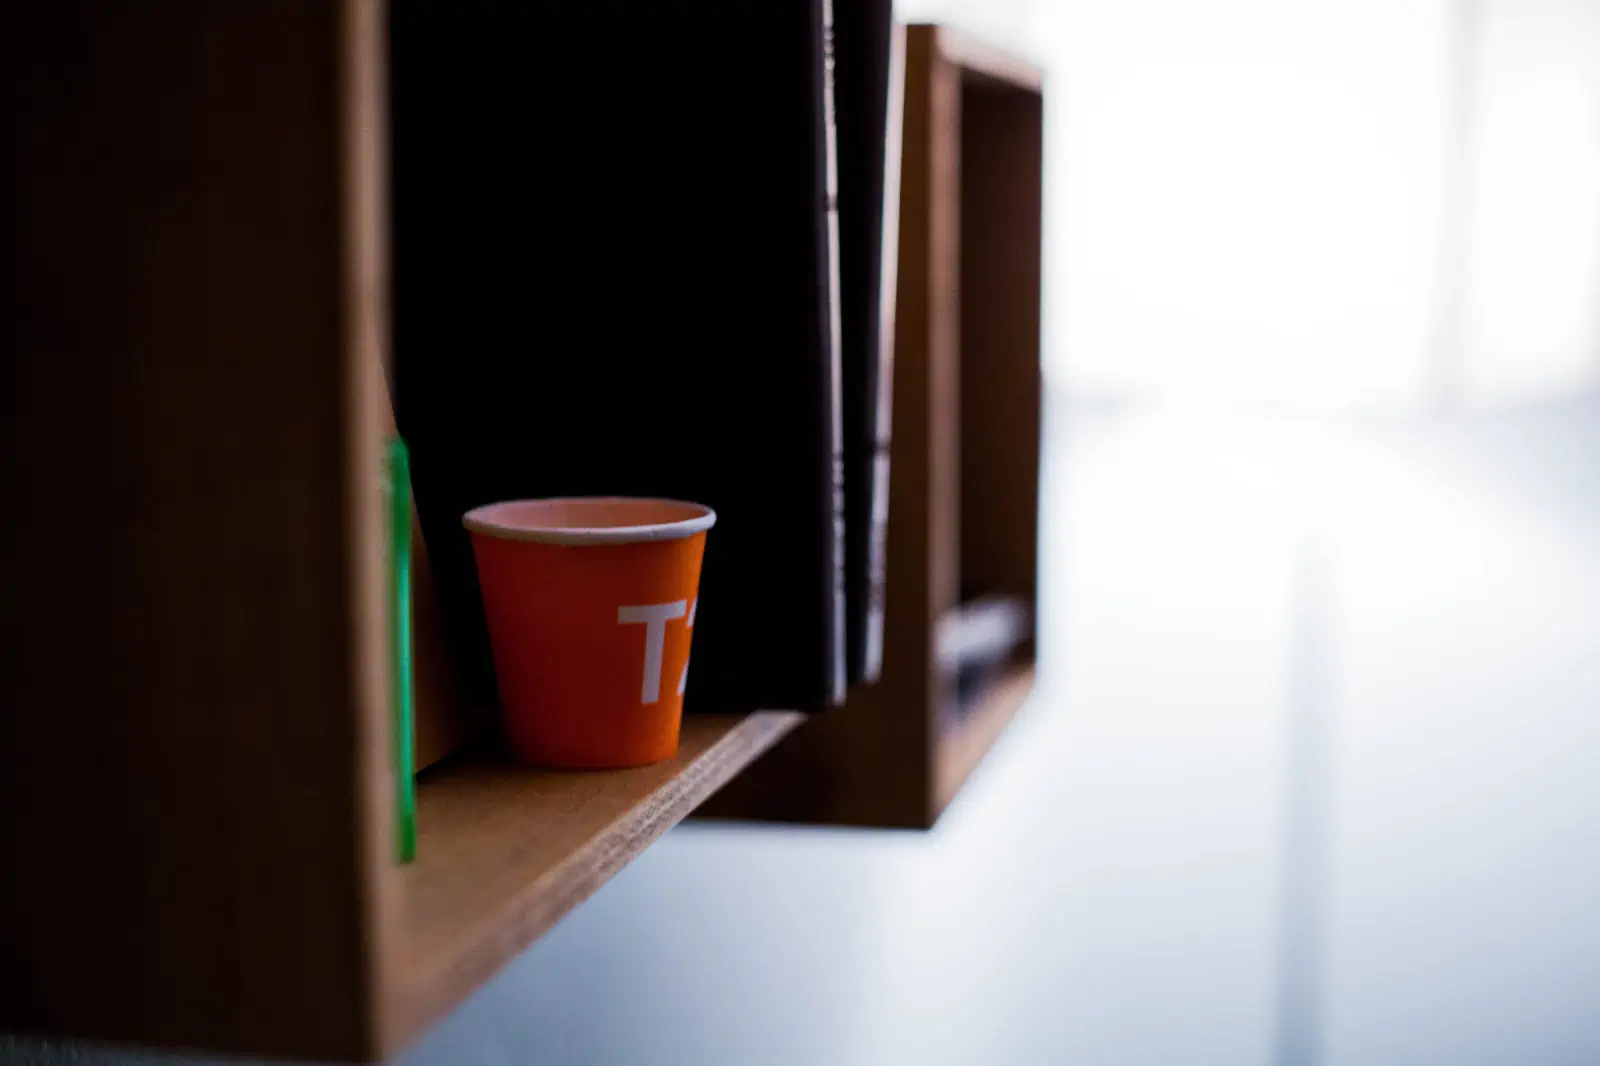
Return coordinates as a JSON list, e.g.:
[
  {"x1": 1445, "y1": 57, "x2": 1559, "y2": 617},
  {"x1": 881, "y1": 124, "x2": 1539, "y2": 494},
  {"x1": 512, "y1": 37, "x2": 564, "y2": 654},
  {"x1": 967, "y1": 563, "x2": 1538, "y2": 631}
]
[{"x1": 386, "y1": 438, "x2": 417, "y2": 863}]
